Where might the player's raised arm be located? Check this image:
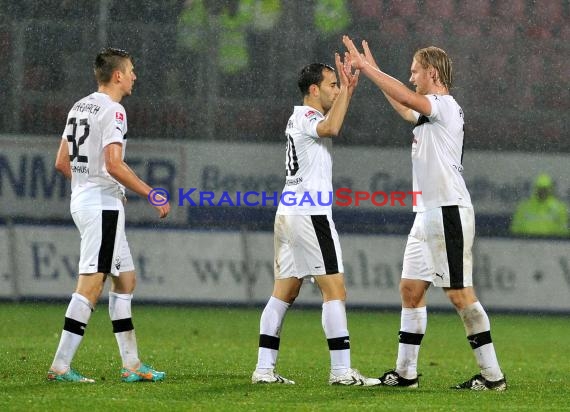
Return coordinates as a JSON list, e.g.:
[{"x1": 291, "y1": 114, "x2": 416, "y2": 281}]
[
  {"x1": 316, "y1": 53, "x2": 358, "y2": 137},
  {"x1": 342, "y1": 35, "x2": 430, "y2": 121},
  {"x1": 360, "y1": 40, "x2": 416, "y2": 123}
]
